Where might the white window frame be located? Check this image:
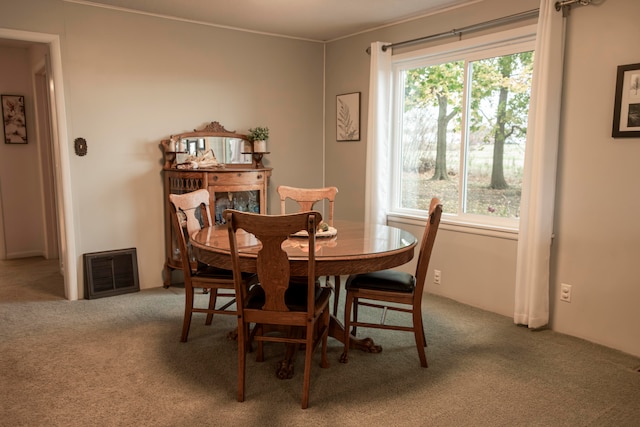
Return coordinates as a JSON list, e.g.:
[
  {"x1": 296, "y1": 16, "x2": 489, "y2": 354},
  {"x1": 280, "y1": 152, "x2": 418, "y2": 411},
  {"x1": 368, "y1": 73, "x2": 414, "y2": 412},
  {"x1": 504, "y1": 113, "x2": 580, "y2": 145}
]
[{"x1": 388, "y1": 25, "x2": 537, "y2": 238}]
